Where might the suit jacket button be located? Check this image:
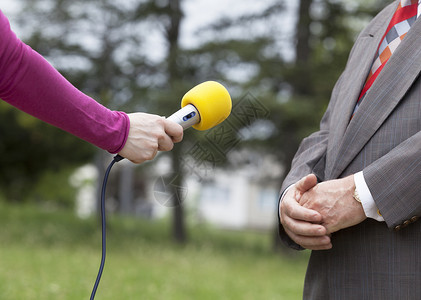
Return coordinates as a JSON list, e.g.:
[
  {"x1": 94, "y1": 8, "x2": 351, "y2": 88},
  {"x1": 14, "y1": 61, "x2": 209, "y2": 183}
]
[
  {"x1": 403, "y1": 220, "x2": 411, "y2": 227},
  {"x1": 394, "y1": 225, "x2": 402, "y2": 231},
  {"x1": 410, "y1": 216, "x2": 419, "y2": 223}
]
